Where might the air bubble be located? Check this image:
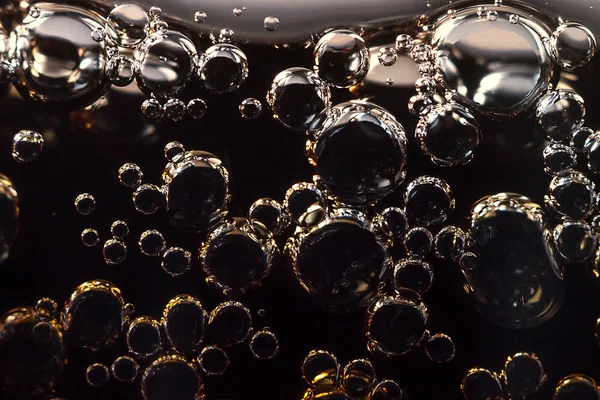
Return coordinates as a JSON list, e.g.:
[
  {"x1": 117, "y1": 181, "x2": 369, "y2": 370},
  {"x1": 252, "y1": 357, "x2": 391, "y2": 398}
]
[
  {"x1": 403, "y1": 227, "x2": 433, "y2": 258},
  {"x1": 503, "y1": 352, "x2": 547, "y2": 397},
  {"x1": 486, "y1": 10, "x2": 498, "y2": 21},
  {"x1": 219, "y1": 28, "x2": 235, "y2": 43},
  {"x1": 81, "y1": 228, "x2": 100, "y2": 247},
  {"x1": 106, "y1": 56, "x2": 135, "y2": 87},
  {"x1": 161, "y1": 247, "x2": 192, "y2": 277},
  {"x1": 164, "y1": 141, "x2": 185, "y2": 161},
  {"x1": 86, "y1": 363, "x2": 109, "y2": 387},
  {"x1": 91, "y1": 27, "x2": 104, "y2": 42},
  {"x1": 139, "y1": 229, "x2": 166, "y2": 256},
  {"x1": 149, "y1": 6, "x2": 161, "y2": 19},
  {"x1": 368, "y1": 380, "x2": 404, "y2": 400},
  {"x1": 425, "y1": 333, "x2": 455, "y2": 363},
  {"x1": 404, "y1": 176, "x2": 454, "y2": 225},
  {"x1": 198, "y1": 346, "x2": 229, "y2": 376},
  {"x1": 233, "y1": 8, "x2": 242, "y2": 17},
  {"x1": 194, "y1": 11, "x2": 207, "y2": 24},
  {"x1": 543, "y1": 144, "x2": 576, "y2": 175},
  {"x1": 111, "y1": 356, "x2": 139, "y2": 383},
  {"x1": 264, "y1": 16, "x2": 280, "y2": 32},
  {"x1": 141, "y1": 98, "x2": 163, "y2": 119},
  {"x1": 164, "y1": 98, "x2": 186, "y2": 121},
  {"x1": 536, "y1": 90, "x2": 585, "y2": 143},
  {"x1": 509, "y1": 14, "x2": 519, "y2": 24},
  {"x1": 284, "y1": 182, "x2": 327, "y2": 227},
  {"x1": 341, "y1": 359, "x2": 376, "y2": 398},
  {"x1": 118, "y1": 163, "x2": 143, "y2": 188},
  {"x1": 187, "y1": 98, "x2": 207, "y2": 119},
  {"x1": 106, "y1": 4, "x2": 148, "y2": 48},
  {"x1": 133, "y1": 184, "x2": 165, "y2": 214},
  {"x1": 32, "y1": 321, "x2": 53, "y2": 343},
  {"x1": 434, "y1": 226, "x2": 466, "y2": 260},
  {"x1": 127, "y1": 316, "x2": 162, "y2": 358},
  {"x1": 34, "y1": 298, "x2": 58, "y2": 321},
  {"x1": 554, "y1": 375, "x2": 600, "y2": 400},
  {"x1": 28, "y1": 6, "x2": 41, "y2": 18},
  {"x1": 110, "y1": 220, "x2": 129, "y2": 239},
  {"x1": 393, "y1": 259, "x2": 434, "y2": 294},
  {"x1": 313, "y1": 29, "x2": 369, "y2": 88},
  {"x1": 378, "y1": 47, "x2": 397, "y2": 66},
  {"x1": 551, "y1": 22, "x2": 596, "y2": 70},
  {"x1": 376, "y1": 207, "x2": 408, "y2": 239},
  {"x1": 163, "y1": 295, "x2": 207, "y2": 354},
  {"x1": 302, "y1": 350, "x2": 340, "y2": 391},
  {"x1": 553, "y1": 221, "x2": 596, "y2": 262},
  {"x1": 141, "y1": 355, "x2": 202, "y2": 400},
  {"x1": 206, "y1": 301, "x2": 252, "y2": 347},
  {"x1": 239, "y1": 98, "x2": 262, "y2": 119},
  {"x1": 395, "y1": 34, "x2": 413, "y2": 52},
  {"x1": 12, "y1": 130, "x2": 44, "y2": 163},
  {"x1": 461, "y1": 368, "x2": 504, "y2": 400},
  {"x1": 103, "y1": 239, "x2": 127, "y2": 265},
  {"x1": 198, "y1": 44, "x2": 248, "y2": 94},
  {"x1": 410, "y1": 44, "x2": 432, "y2": 63},
  {"x1": 385, "y1": 78, "x2": 394, "y2": 85},
  {"x1": 248, "y1": 198, "x2": 288, "y2": 237},
  {"x1": 250, "y1": 330, "x2": 280, "y2": 360},
  {"x1": 75, "y1": 193, "x2": 95, "y2": 215}
]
